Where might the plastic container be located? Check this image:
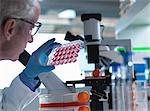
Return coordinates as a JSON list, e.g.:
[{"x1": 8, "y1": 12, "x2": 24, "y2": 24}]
[
  {"x1": 133, "y1": 64, "x2": 148, "y2": 111},
  {"x1": 134, "y1": 81, "x2": 148, "y2": 111},
  {"x1": 39, "y1": 91, "x2": 90, "y2": 111},
  {"x1": 39, "y1": 105, "x2": 90, "y2": 111},
  {"x1": 111, "y1": 62, "x2": 121, "y2": 111},
  {"x1": 47, "y1": 40, "x2": 84, "y2": 66}
]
